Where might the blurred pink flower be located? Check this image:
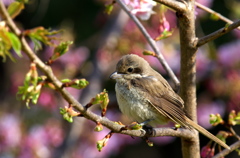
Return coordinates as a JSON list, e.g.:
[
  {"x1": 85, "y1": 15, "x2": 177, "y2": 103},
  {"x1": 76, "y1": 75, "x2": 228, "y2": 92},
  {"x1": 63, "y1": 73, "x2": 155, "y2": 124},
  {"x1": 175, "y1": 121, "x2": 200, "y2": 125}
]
[
  {"x1": 44, "y1": 119, "x2": 64, "y2": 147},
  {"x1": 123, "y1": 0, "x2": 157, "y2": 20},
  {"x1": 195, "y1": 0, "x2": 213, "y2": 17},
  {"x1": 196, "y1": 0, "x2": 213, "y2": 8},
  {"x1": 158, "y1": 16, "x2": 170, "y2": 33},
  {"x1": 196, "y1": 48, "x2": 211, "y2": 79},
  {"x1": 200, "y1": 145, "x2": 214, "y2": 158},
  {"x1": 2, "y1": 0, "x2": 14, "y2": 5},
  {"x1": 218, "y1": 40, "x2": 240, "y2": 67},
  {"x1": 58, "y1": 47, "x2": 89, "y2": 68},
  {"x1": 38, "y1": 90, "x2": 57, "y2": 109},
  {"x1": 233, "y1": 29, "x2": 240, "y2": 39},
  {"x1": 0, "y1": 114, "x2": 21, "y2": 149}
]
